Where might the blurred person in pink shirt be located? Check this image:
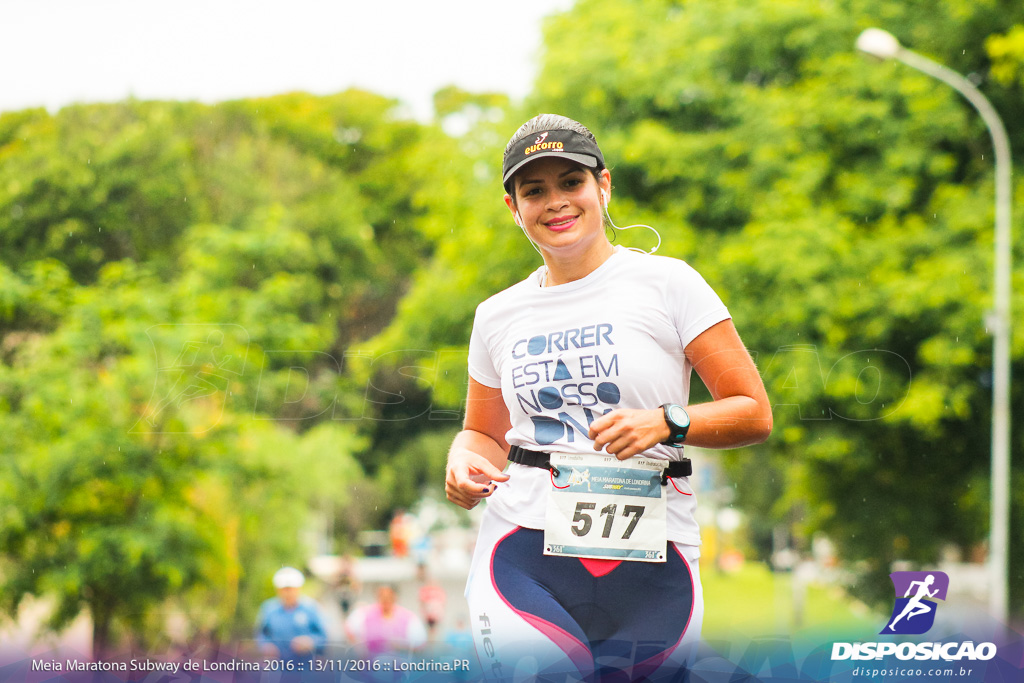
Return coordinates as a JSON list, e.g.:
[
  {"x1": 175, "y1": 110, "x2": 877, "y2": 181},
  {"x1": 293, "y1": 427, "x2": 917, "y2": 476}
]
[{"x1": 345, "y1": 585, "x2": 426, "y2": 659}]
